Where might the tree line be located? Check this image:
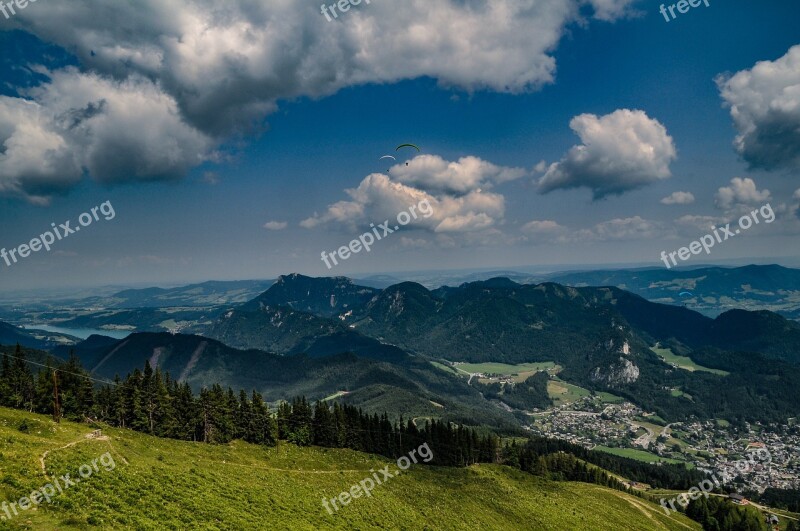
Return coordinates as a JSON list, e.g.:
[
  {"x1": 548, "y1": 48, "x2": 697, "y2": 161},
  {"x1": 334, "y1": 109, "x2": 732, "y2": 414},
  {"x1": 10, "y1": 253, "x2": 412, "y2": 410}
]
[{"x1": 1, "y1": 344, "x2": 783, "y2": 531}]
